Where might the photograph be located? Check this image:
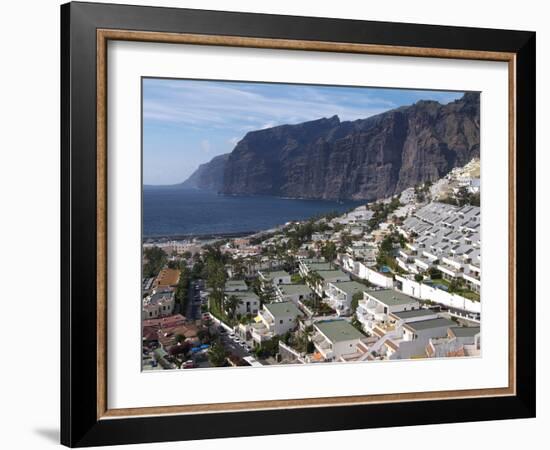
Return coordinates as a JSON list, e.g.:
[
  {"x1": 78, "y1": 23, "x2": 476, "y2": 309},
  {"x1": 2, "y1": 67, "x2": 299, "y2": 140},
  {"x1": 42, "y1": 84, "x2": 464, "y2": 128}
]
[{"x1": 141, "y1": 79, "x2": 482, "y2": 370}]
